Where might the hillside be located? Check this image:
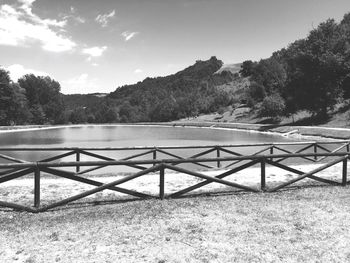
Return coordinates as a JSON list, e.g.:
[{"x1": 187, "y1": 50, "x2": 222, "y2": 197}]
[
  {"x1": 215, "y1": 63, "x2": 242, "y2": 74},
  {"x1": 63, "y1": 94, "x2": 104, "y2": 111},
  {"x1": 107, "y1": 56, "x2": 242, "y2": 122}
]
